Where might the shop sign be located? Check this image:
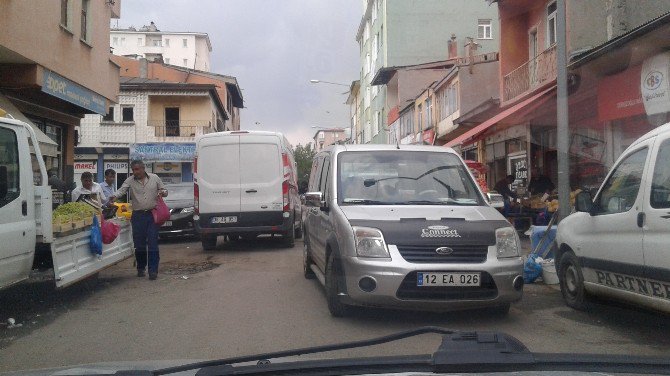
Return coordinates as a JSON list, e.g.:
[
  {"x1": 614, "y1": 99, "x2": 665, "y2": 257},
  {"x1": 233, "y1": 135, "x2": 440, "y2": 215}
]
[
  {"x1": 42, "y1": 70, "x2": 107, "y2": 115},
  {"x1": 422, "y1": 129, "x2": 436, "y2": 145},
  {"x1": 104, "y1": 162, "x2": 128, "y2": 172},
  {"x1": 74, "y1": 161, "x2": 97, "y2": 173},
  {"x1": 597, "y1": 65, "x2": 645, "y2": 122},
  {"x1": 129, "y1": 143, "x2": 196, "y2": 162},
  {"x1": 641, "y1": 52, "x2": 670, "y2": 116},
  {"x1": 508, "y1": 154, "x2": 528, "y2": 194},
  {"x1": 154, "y1": 162, "x2": 181, "y2": 173}
]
